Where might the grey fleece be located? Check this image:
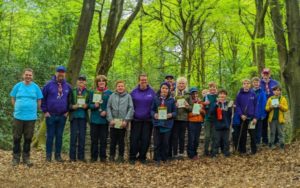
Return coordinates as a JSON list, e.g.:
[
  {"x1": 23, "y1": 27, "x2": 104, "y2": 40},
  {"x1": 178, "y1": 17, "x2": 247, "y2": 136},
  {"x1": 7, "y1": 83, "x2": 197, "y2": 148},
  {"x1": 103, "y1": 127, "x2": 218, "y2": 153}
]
[{"x1": 106, "y1": 92, "x2": 134, "y2": 122}]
